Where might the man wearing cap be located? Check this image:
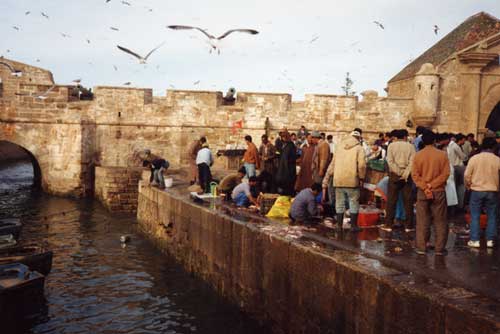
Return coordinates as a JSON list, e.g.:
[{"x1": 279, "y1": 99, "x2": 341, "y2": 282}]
[
  {"x1": 322, "y1": 130, "x2": 366, "y2": 231},
  {"x1": 312, "y1": 130, "x2": 331, "y2": 184}
]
